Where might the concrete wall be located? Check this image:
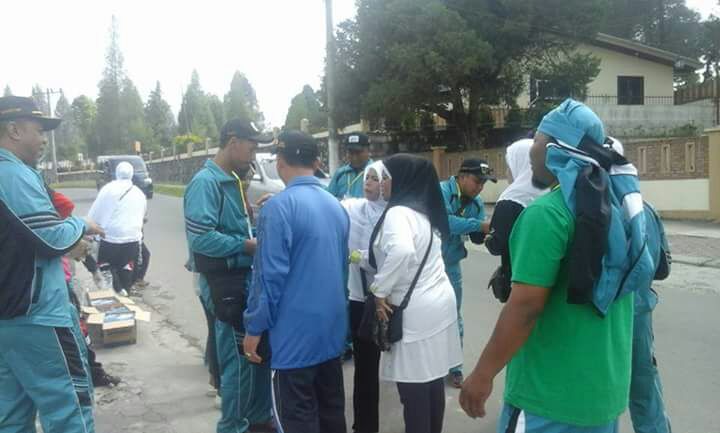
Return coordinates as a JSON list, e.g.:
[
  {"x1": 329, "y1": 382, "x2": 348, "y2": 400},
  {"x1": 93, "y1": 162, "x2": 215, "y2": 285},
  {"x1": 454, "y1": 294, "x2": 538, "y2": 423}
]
[{"x1": 587, "y1": 103, "x2": 715, "y2": 137}]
